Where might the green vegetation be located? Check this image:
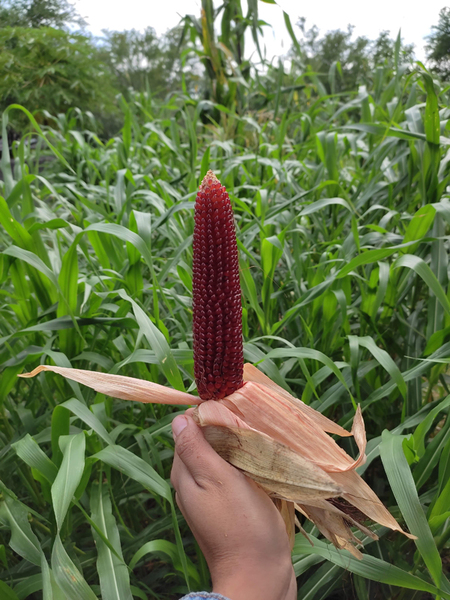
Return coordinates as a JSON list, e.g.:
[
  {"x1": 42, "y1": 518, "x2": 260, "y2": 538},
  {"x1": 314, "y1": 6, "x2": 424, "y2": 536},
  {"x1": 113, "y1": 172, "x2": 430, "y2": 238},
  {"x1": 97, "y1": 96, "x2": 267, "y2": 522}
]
[
  {"x1": 0, "y1": 28, "x2": 116, "y2": 127},
  {"x1": 0, "y1": 0, "x2": 84, "y2": 29},
  {"x1": 1, "y1": 0, "x2": 450, "y2": 598},
  {"x1": 427, "y1": 7, "x2": 450, "y2": 81}
]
